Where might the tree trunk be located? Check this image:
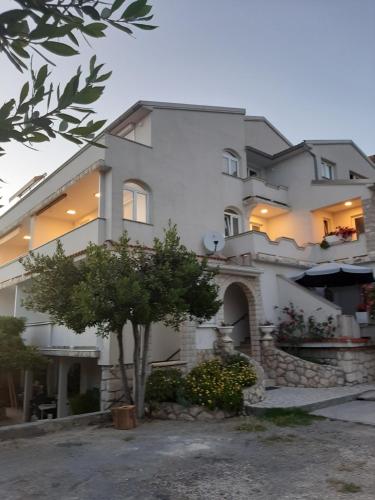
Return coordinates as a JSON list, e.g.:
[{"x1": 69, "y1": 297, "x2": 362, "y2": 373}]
[
  {"x1": 116, "y1": 330, "x2": 132, "y2": 405},
  {"x1": 139, "y1": 323, "x2": 151, "y2": 418},
  {"x1": 132, "y1": 323, "x2": 141, "y2": 416},
  {"x1": 131, "y1": 323, "x2": 152, "y2": 419}
]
